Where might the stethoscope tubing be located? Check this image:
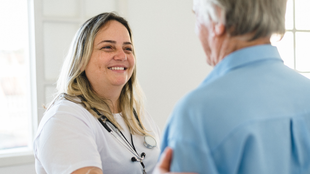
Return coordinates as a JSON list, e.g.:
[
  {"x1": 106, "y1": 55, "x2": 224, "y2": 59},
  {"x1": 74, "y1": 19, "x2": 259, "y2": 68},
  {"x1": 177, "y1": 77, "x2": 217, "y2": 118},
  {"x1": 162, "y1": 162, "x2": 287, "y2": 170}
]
[
  {"x1": 95, "y1": 109, "x2": 152, "y2": 164},
  {"x1": 103, "y1": 119, "x2": 144, "y2": 161}
]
